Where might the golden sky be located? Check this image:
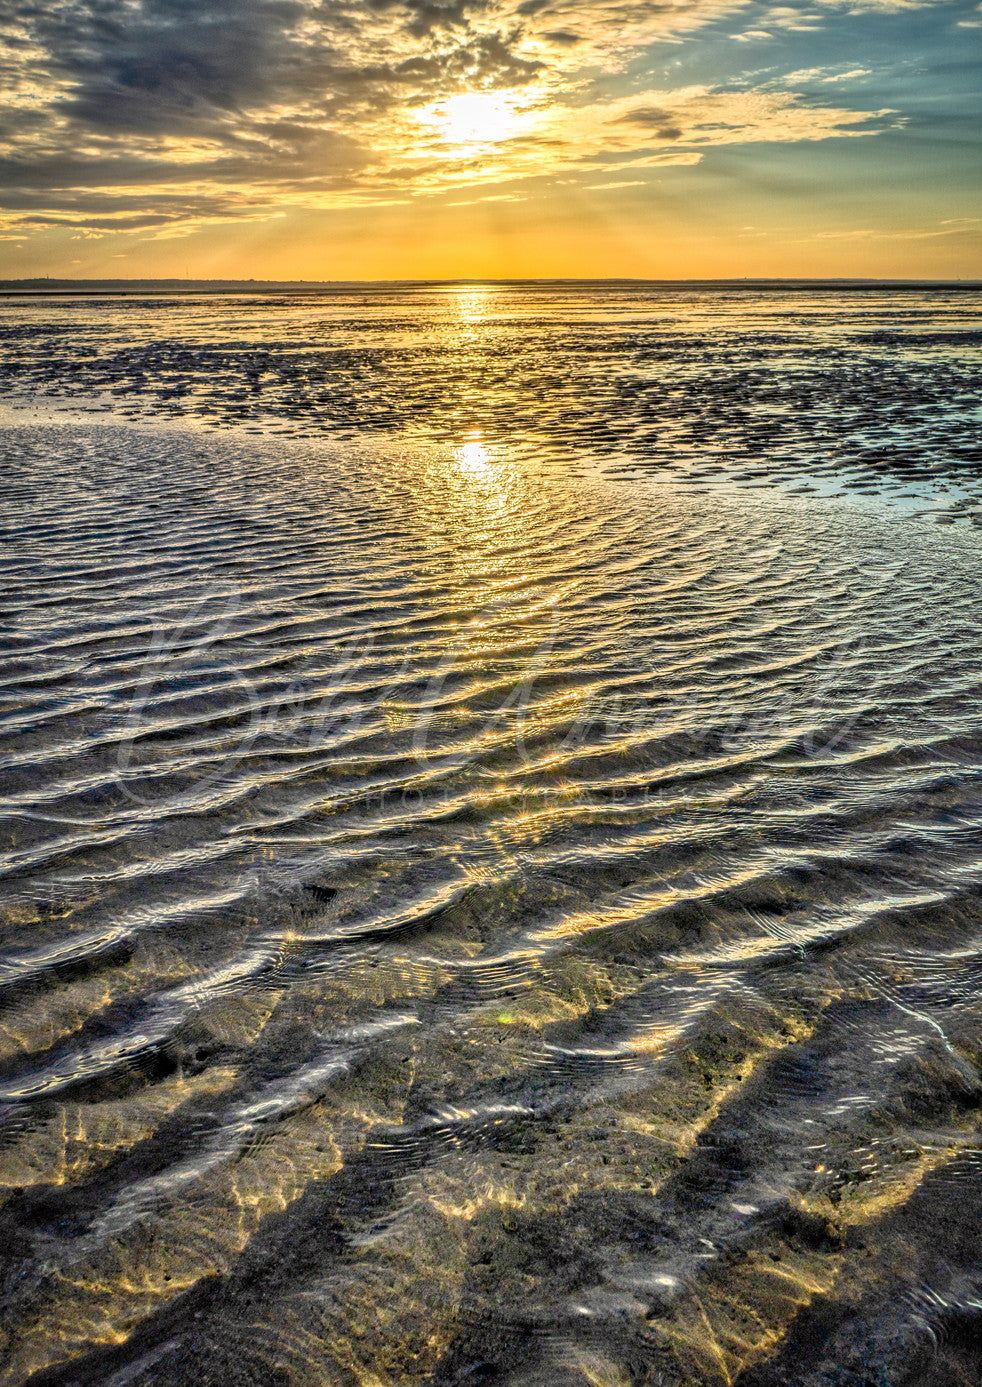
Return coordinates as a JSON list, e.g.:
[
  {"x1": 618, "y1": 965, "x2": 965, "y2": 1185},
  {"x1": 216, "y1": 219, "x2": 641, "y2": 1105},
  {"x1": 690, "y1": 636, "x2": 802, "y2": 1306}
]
[{"x1": 0, "y1": 0, "x2": 979, "y2": 277}]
